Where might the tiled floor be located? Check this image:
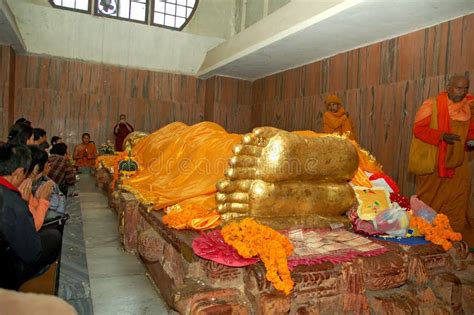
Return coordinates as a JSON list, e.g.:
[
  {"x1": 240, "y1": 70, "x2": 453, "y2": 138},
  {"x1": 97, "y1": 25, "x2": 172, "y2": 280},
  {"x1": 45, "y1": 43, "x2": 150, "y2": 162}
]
[{"x1": 59, "y1": 174, "x2": 169, "y2": 315}]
